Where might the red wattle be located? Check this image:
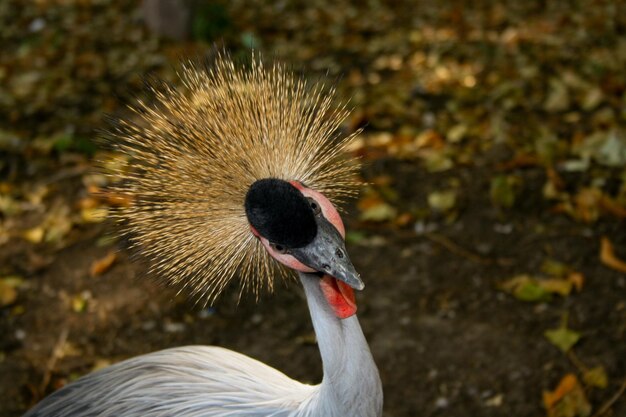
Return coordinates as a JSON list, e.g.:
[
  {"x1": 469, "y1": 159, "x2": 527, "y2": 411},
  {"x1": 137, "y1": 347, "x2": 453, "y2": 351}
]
[{"x1": 320, "y1": 275, "x2": 357, "y2": 319}]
